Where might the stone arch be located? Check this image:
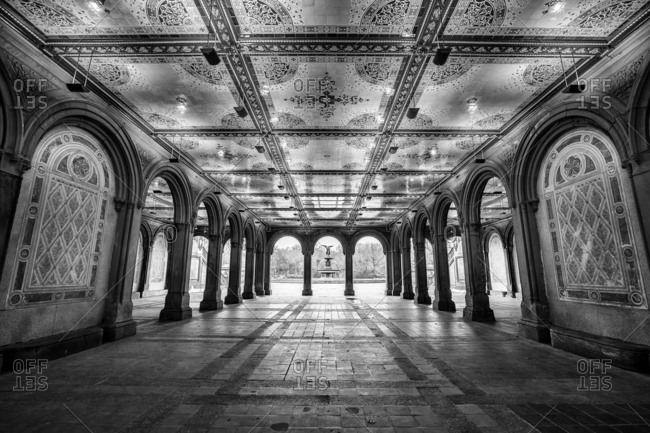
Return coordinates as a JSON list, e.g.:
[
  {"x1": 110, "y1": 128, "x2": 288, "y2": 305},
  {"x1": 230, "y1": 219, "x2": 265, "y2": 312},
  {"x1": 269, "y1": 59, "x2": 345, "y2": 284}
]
[
  {"x1": 629, "y1": 52, "x2": 650, "y2": 154},
  {"x1": 255, "y1": 228, "x2": 267, "y2": 252},
  {"x1": 350, "y1": 230, "x2": 388, "y2": 254},
  {"x1": 400, "y1": 219, "x2": 414, "y2": 248},
  {"x1": 194, "y1": 192, "x2": 224, "y2": 236},
  {"x1": 412, "y1": 208, "x2": 432, "y2": 243},
  {"x1": 431, "y1": 191, "x2": 460, "y2": 234},
  {"x1": 309, "y1": 230, "x2": 349, "y2": 254},
  {"x1": 463, "y1": 163, "x2": 512, "y2": 226},
  {"x1": 513, "y1": 104, "x2": 631, "y2": 206},
  {"x1": 22, "y1": 100, "x2": 141, "y2": 204},
  {"x1": 0, "y1": 58, "x2": 23, "y2": 155},
  {"x1": 223, "y1": 208, "x2": 242, "y2": 243},
  {"x1": 389, "y1": 226, "x2": 401, "y2": 251},
  {"x1": 243, "y1": 218, "x2": 256, "y2": 247},
  {"x1": 267, "y1": 231, "x2": 307, "y2": 254},
  {"x1": 143, "y1": 162, "x2": 192, "y2": 225}
]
